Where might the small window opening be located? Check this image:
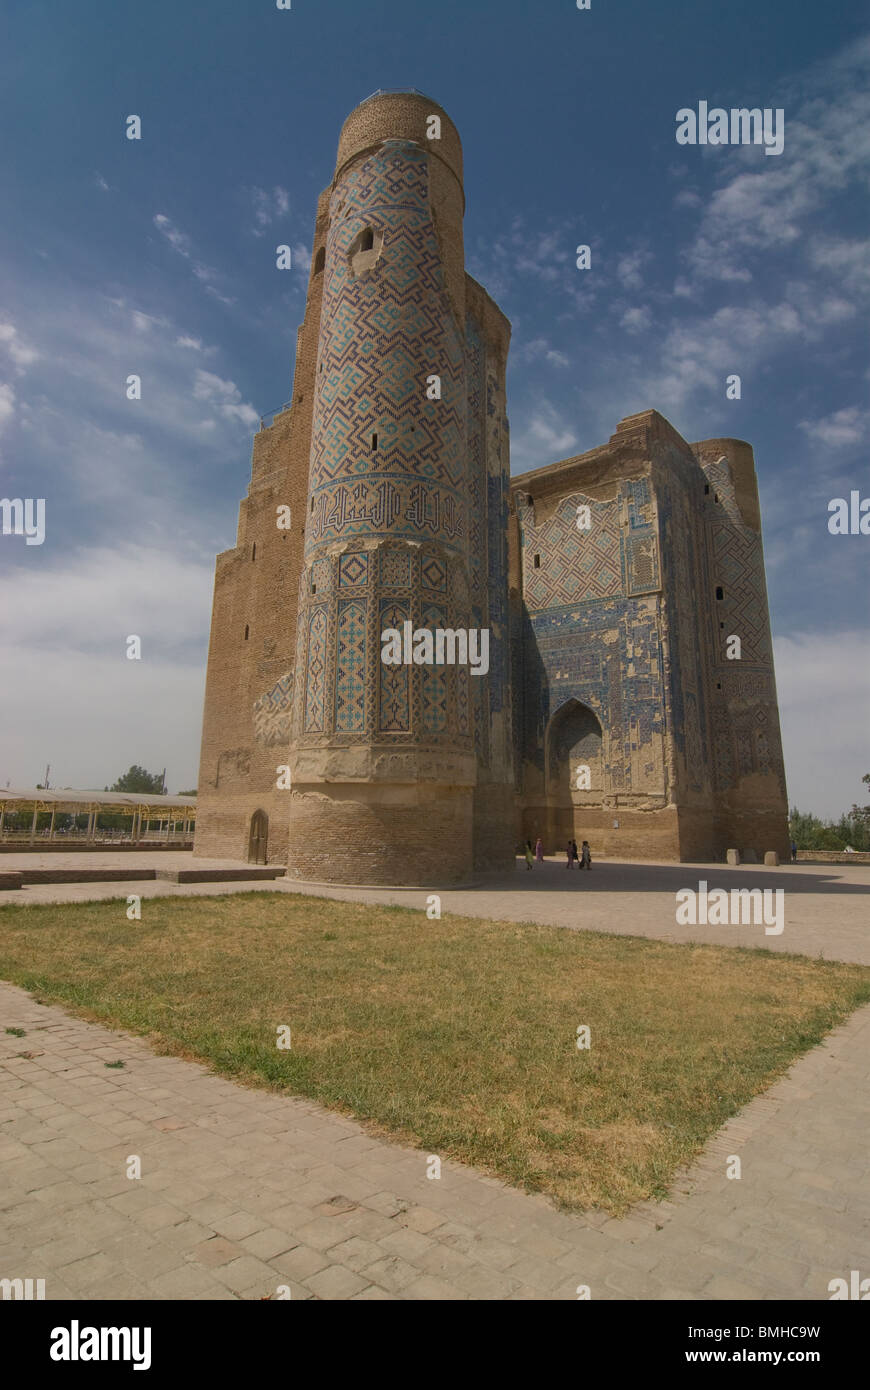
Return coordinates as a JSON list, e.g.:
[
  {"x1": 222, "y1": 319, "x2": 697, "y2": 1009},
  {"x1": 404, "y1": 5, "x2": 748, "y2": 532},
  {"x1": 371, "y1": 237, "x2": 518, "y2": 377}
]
[
  {"x1": 251, "y1": 543, "x2": 256, "y2": 561},
  {"x1": 704, "y1": 483, "x2": 710, "y2": 495},
  {"x1": 714, "y1": 493, "x2": 719, "y2": 503},
  {"x1": 360, "y1": 227, "x2": 374, "y2": 252},
  {"x1": 716, "y1": 682, "x2": 722, "y2": 690},
  {"x1": 719, "y1": 621, "x2": 724, "y2": 629},
  {"x1": 716, "y1": 586, "x2": 724, "y2": 601},
  {"x1": 311, "y1": 583, "x2": 317, "y2": 594},
  {"x1": 310, "y1": 497, "x2": 315, "y2": 512},
  {"x1": 533, "y1": 554, "x2": 541, "y2": 569},
  {"x1": 371, "y1": 432, "x2": 378, "y2": 452},
  {"x1": 314, "y1": 247, "x2": 326, "y2": 276},
  {"x1": 527, "y1": 494, "x2": 533, "y2": 507},
  {"x1": 244, "y1": 625, "x2": 249, "y2": 641}
]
